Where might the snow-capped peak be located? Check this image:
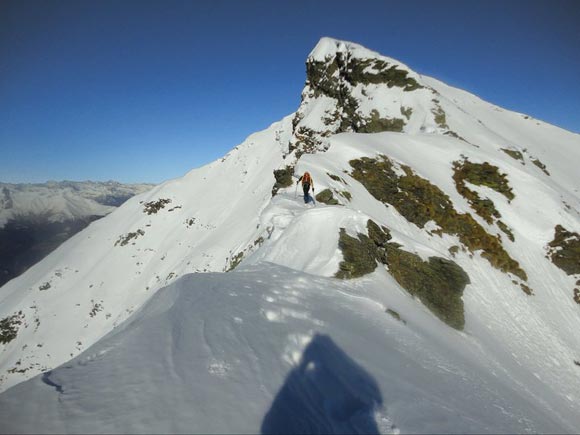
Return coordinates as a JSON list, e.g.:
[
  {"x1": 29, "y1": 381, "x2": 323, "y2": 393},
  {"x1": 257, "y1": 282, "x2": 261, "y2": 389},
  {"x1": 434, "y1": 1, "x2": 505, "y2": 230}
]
[{"x1": 309, "y1": 37, "x2": 398, "y2": 66}]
